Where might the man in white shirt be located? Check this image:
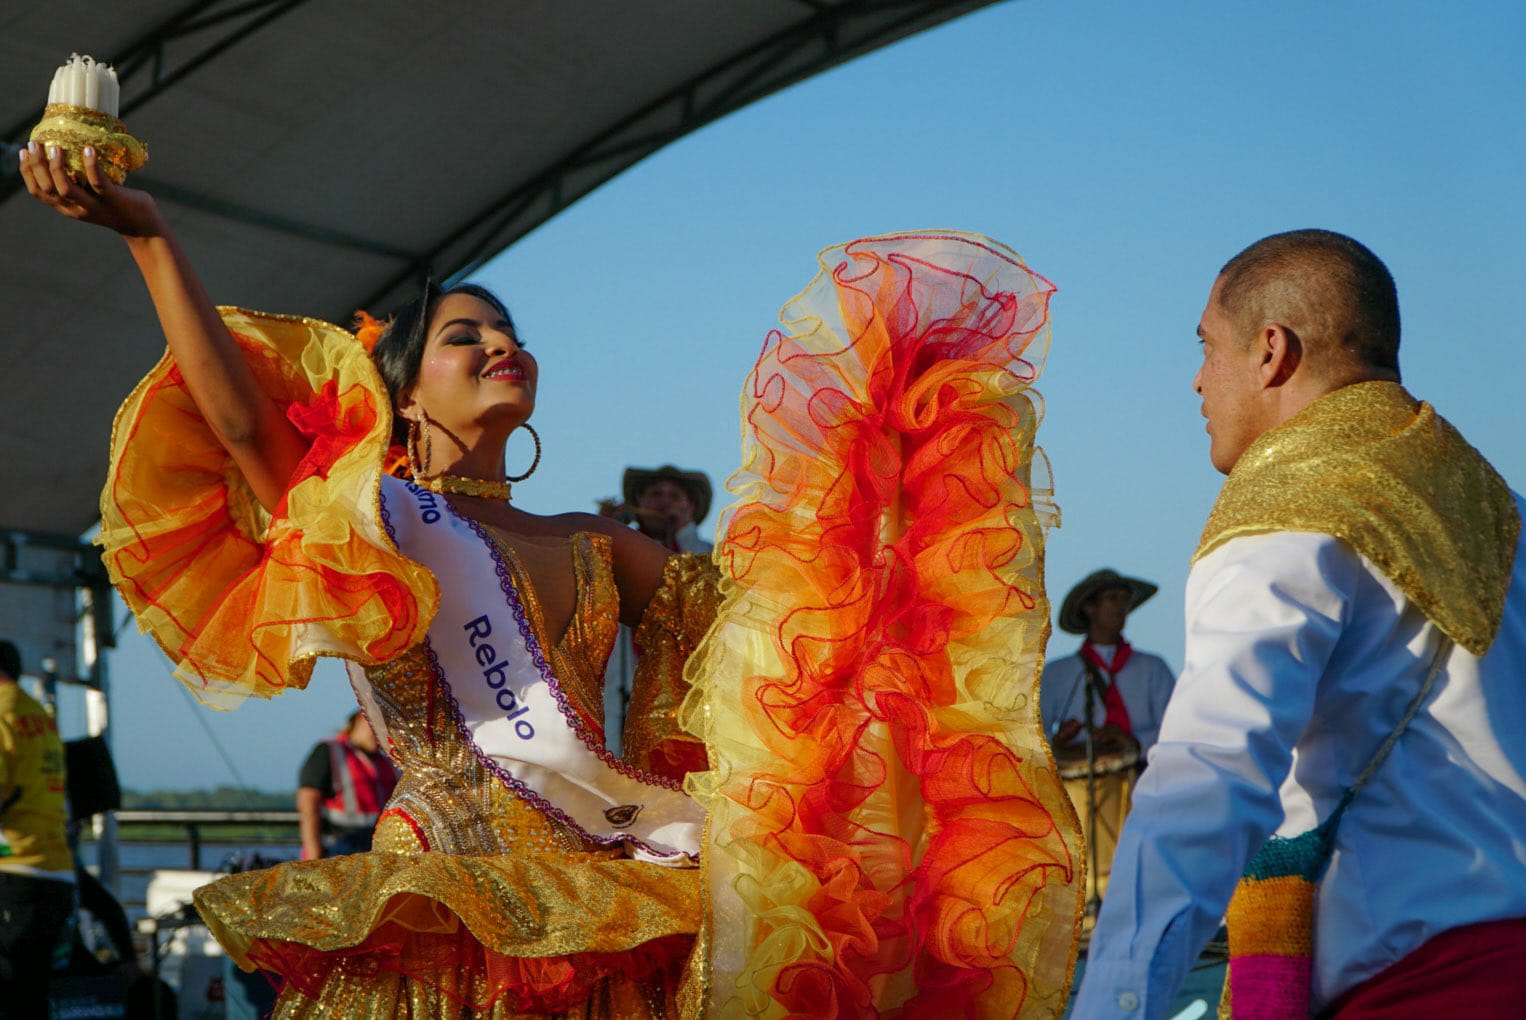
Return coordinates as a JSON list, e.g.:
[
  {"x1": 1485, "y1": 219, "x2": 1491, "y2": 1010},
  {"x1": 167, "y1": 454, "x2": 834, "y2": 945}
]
[
  {"x1": 1042, "y1": 570, "x2": 1176, "y2": 914},
  {"x1": 1041, "y1": 569, "x2": 1176, "y2": 759},
  {"x1": 617, "y1": 465, "x2": 714, "y2": 556},
  {"x1": 1073, "y1": 229, "x2": 1526, "y2": 1018}
]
